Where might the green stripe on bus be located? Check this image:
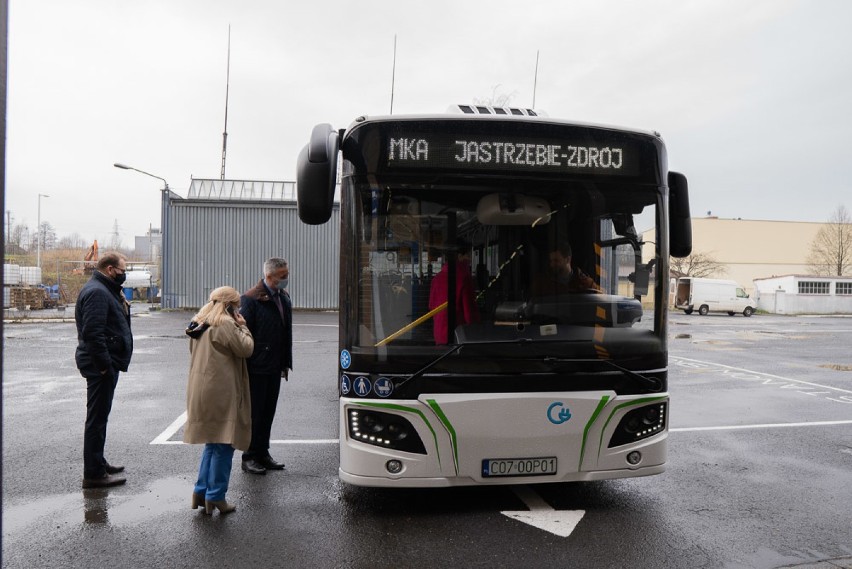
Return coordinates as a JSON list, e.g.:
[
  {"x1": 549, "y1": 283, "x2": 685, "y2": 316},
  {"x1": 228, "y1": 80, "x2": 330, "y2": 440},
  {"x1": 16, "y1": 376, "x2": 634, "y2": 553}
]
[
  {"x1": 351, "y1": 402, "x2": 442, "y2": 469},
  {"x1": 579, "y1": 395, "x2": 611, "y2": 470},
  {"x1": 426, "y1": 399, "x2": 459, "y2": 476}
]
